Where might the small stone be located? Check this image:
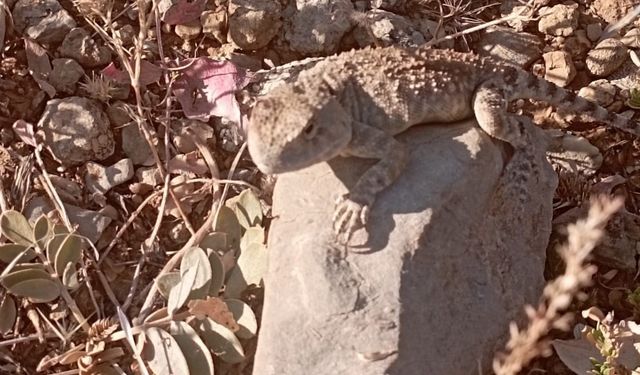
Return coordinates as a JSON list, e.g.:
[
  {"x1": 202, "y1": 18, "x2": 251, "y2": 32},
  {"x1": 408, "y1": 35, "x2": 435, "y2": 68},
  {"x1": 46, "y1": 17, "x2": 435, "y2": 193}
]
[
  {"x1": 538, "y1": 3, "x2": 579, "y2": 37},
  {"x1": 591, "y1": 0, "x2": 637, "y2": 25},
  {"x1": 59, "y1": 27, "x2": 112, "y2": 68},
  {"x1": 48, "y1": 58, "x2": 84, "y2": 94},
  {"x1": 136, "y1": 166, "x2": 163, "y2": 186},
  {"x1": 586, "y1": 23, "x2": 603, "y2": 42},
  {"x1": 586, "y1": 38, "x2": 627, "y2": 77},
  {"x1": 172, "y1": 119, "x2": 215, "y2": 153},
  {"x1": 201, "y1": 9, "x2": 227, "y2": 44},
  {"x1": 228, "y1": 0, "x2": 283, "y2": 50},
  {"x1": 106, "y1": 101, "x2": 132, "y2": 127},
  {"x1": 85, "y1": 159, "x2": 135, "y2": 195},
  {"x1": 175, "y1": 19, "x2": 201, "y2": 51},
  {"x1": 577, "y1": 79, "x2": 617, "y2": 107},
  {"x1": 38, "y1": 97, "x2": 114, "y2": 165},
  {"x1": 476, "y1": 26, "x2": 542, "y2": 68},
  {"x1": 352, "y1": 10, "x2": 425, "y2": 48},
  {"x1": 542, "y1": 50, "x2": 576, "y2": 87},
  {"x1": 12, "y1": 0, "x2": 76, "y2": 44},
  {"x1": 122, "y1": 124, "x2": 154, "y2": 166},
  {"x1": 116, "y1": 24, "x2": 136, "y2": 46},
  {"x1": 49, "y1": 175, "x2": 83, "y2": 204}
]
